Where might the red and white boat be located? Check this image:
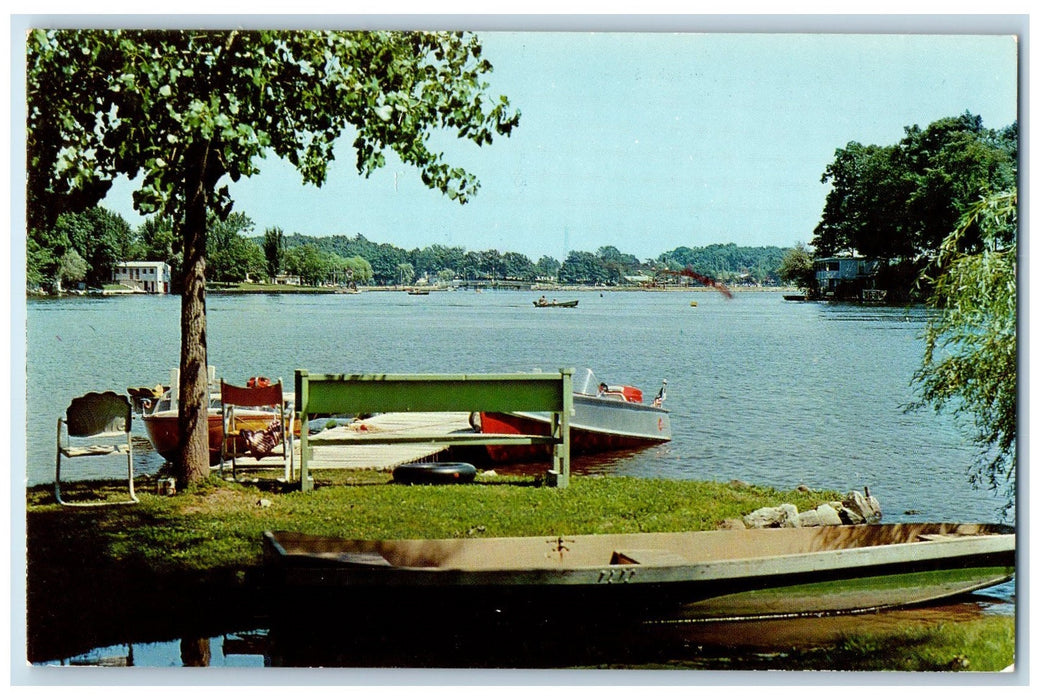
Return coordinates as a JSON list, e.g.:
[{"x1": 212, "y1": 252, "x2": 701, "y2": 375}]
[{"x1": 476, "y1": 368, "x2": 671, "y2": 462}]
